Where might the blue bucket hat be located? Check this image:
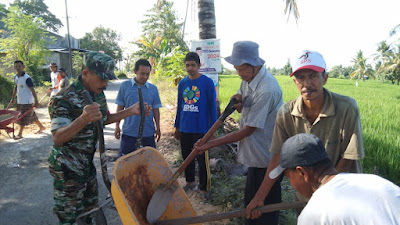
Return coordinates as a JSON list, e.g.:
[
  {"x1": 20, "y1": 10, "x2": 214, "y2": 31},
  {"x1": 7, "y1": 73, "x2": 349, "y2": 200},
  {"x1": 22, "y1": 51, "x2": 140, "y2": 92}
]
[{"x1": 224, "y1": 41, "x2": 265, "y2": 66}]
